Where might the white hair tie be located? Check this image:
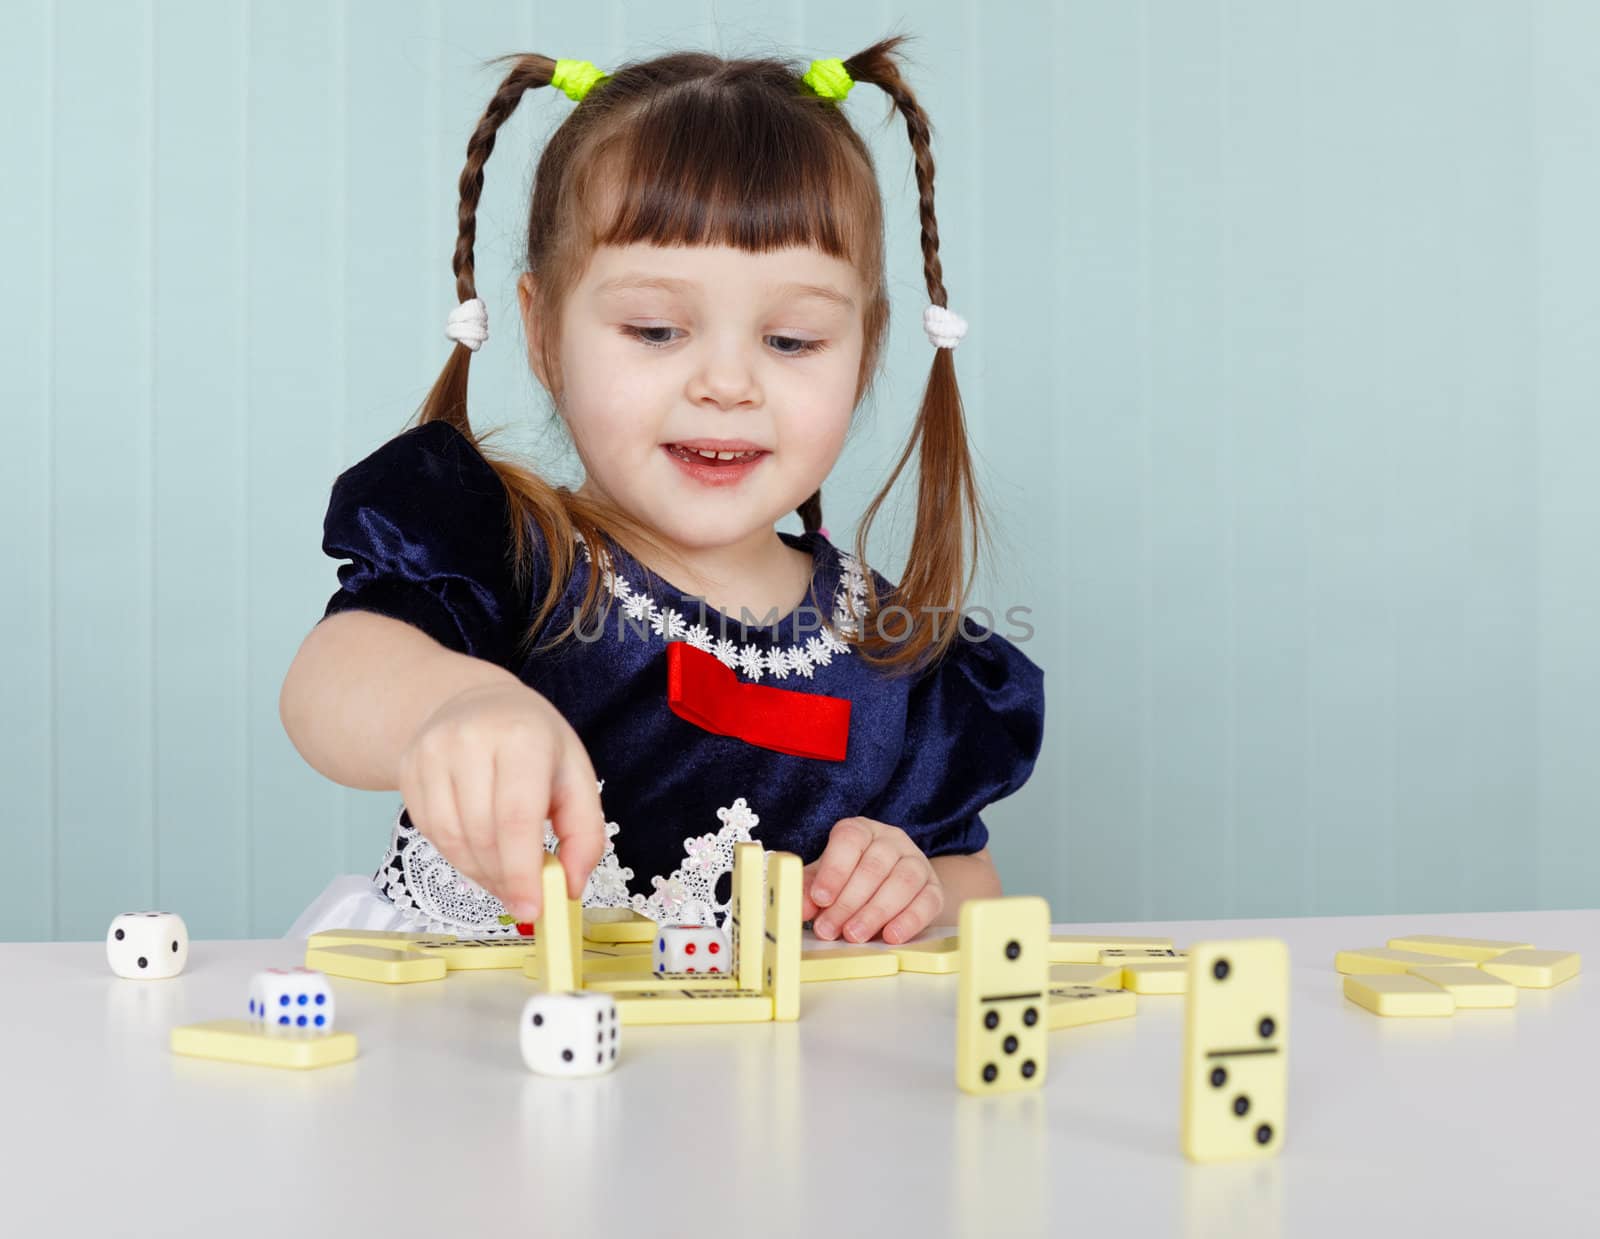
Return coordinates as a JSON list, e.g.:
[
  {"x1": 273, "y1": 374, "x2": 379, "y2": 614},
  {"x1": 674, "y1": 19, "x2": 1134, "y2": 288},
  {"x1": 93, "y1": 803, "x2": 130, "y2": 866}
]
[
  {"x1": 446, "y1": 298, "x2": 489, "y2": 352},
  {"x1": 923, "y1": 303, "x2": 968, "y2": 350}
]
